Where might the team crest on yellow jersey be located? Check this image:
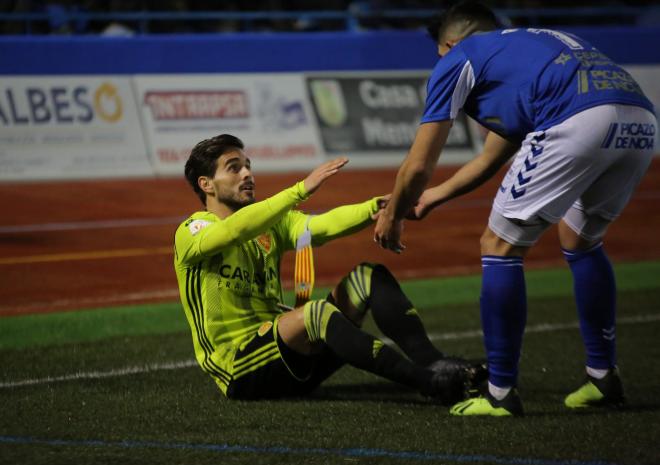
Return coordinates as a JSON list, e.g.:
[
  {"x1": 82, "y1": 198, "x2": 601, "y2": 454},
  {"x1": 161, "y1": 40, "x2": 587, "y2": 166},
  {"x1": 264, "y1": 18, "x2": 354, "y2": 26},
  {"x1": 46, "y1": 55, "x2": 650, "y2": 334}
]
[
  {"x1": 258, "y1": 321, "x2": 273, "y2": 337},
  {"x1": 187, "y1": 219, "x2": 210, "y2": 236},
  {"x1": 256, "y1": 233, "x2": 272, "y2": 254}
]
